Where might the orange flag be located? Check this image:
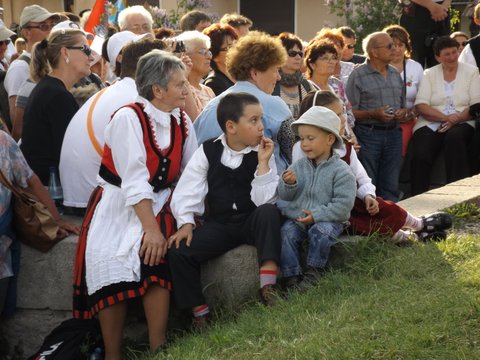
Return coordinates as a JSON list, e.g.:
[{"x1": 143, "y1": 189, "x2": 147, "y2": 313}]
[{"x1": 84, "y1": 0, "x2": 108, "y2": 35}]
